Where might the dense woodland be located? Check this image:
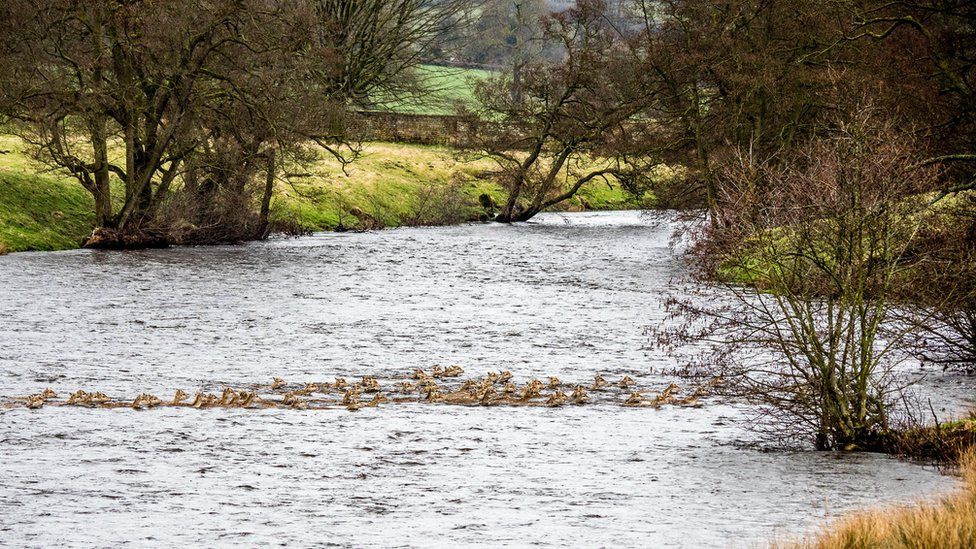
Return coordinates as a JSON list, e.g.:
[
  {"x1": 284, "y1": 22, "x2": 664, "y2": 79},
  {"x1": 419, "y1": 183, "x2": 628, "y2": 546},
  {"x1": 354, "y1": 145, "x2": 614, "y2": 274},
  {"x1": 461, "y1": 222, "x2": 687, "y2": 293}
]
[{"x1": 0, "y1": 0, "x2": 974, "y2": 453}]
